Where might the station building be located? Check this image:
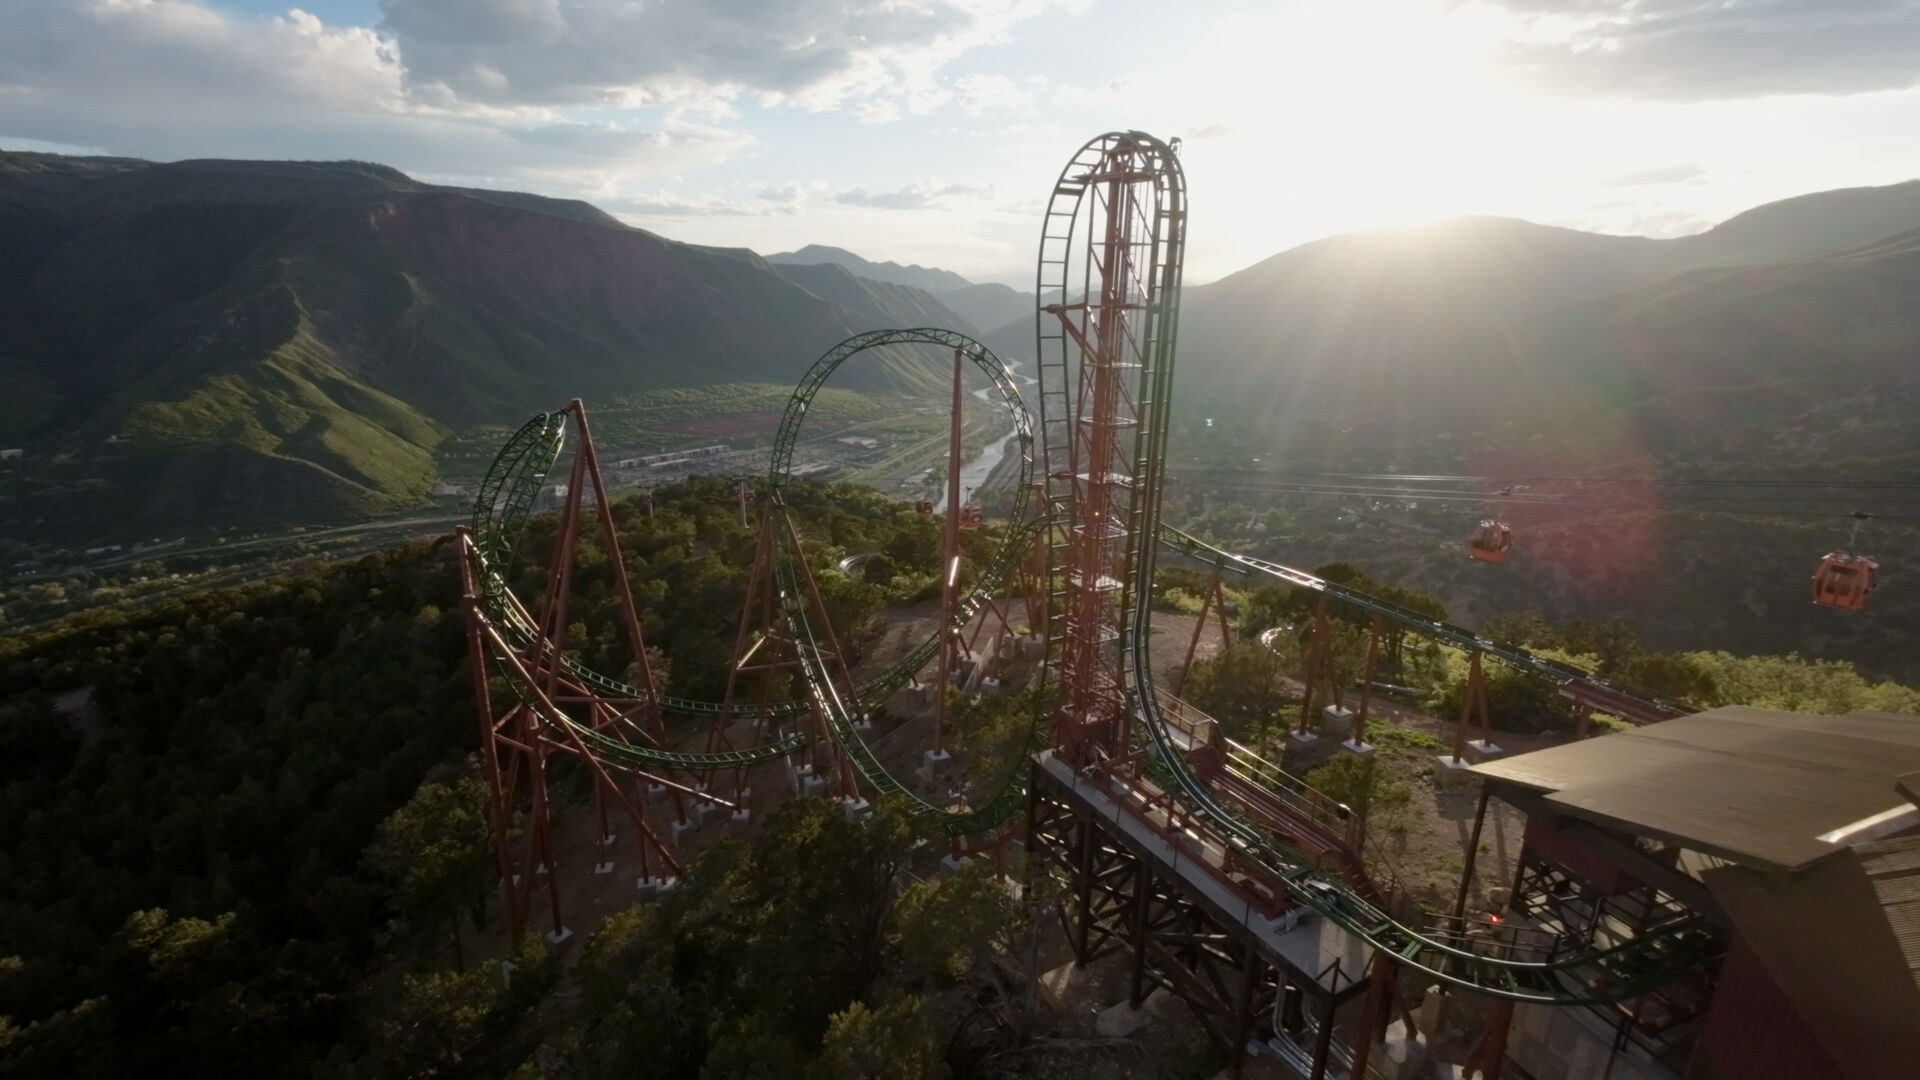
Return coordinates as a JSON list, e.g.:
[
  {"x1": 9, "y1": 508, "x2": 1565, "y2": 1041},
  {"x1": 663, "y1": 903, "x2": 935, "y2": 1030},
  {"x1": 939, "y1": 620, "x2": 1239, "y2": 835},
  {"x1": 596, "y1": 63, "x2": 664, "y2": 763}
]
[{"x1": 1466, "y1": 706, "x2": 1920, "y2": 1080}]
